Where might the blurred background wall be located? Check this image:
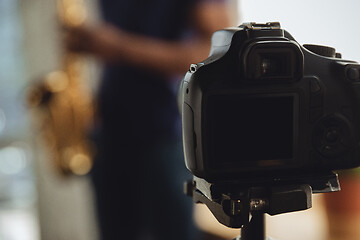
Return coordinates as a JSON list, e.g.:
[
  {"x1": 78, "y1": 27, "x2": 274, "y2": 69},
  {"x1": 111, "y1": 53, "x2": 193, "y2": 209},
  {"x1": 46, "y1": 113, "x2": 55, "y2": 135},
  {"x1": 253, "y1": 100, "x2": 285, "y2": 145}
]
[
  {"x1": 0, "y1": 0, "x2": 39, "y2": 239},
  {"x1": 20, "y1": 0, "x2": 101, "y2": 238},
  {"x1": 0, "y1": 0, "x2": 360, "y2": 240},
  {"x1": 0, "y1": 0, "x2": 100, "y2": 239}
]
